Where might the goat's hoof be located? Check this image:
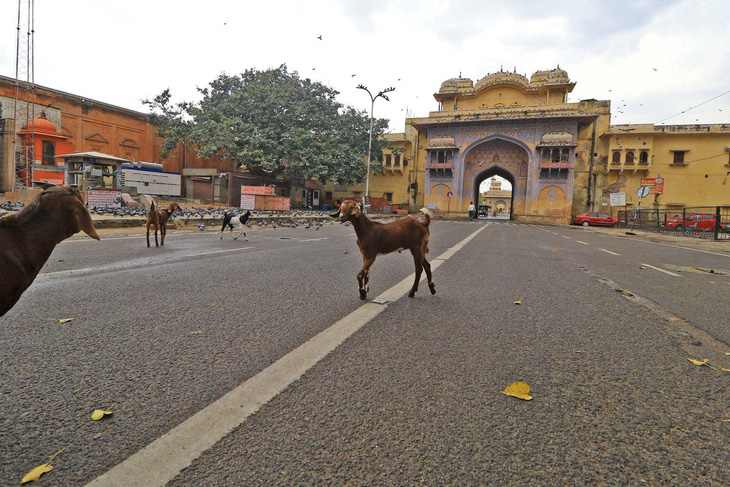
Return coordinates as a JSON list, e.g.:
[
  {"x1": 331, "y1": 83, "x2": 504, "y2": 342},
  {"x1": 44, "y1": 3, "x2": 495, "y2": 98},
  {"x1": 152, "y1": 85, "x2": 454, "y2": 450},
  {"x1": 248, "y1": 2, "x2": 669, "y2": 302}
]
[
  {"x1": 233, "y1": 237, "x2": 238, "y2": 240},
  {"x1": 359, "y1": 290, "x2": 367, "y2": 300},
  {"x1": 408, "y1": 291, "x2": 415, "y2": 298},
  {"x1": 429, "y1": 283, "x2": 436, "y2": 295}
]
